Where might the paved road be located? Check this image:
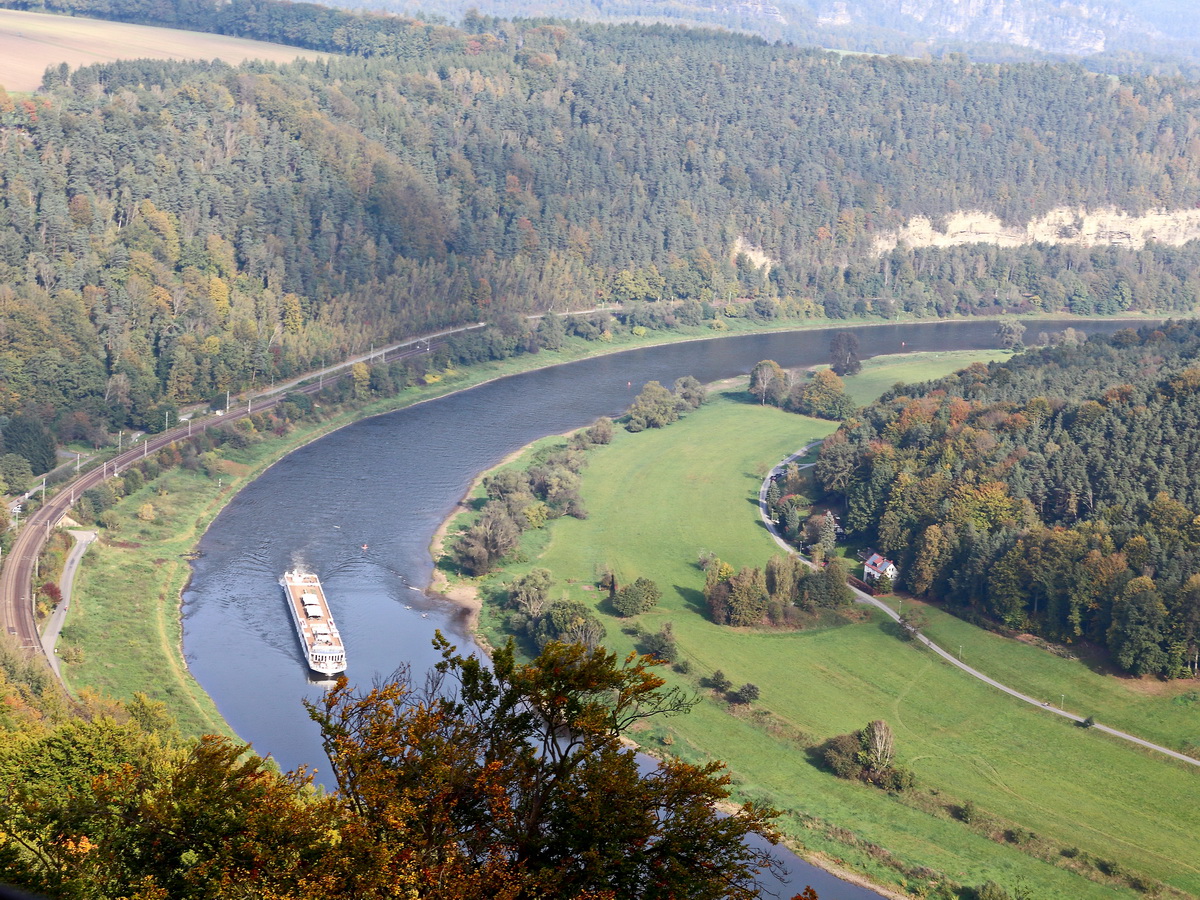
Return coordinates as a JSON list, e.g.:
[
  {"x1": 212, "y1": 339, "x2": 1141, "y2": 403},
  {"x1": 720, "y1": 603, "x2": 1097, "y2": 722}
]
[
  {"x1": 759, "y1": 446, "x2": 1200, "y2": 770},
  {"x1": 39, "y1": 529, "x2": 96, "y2": 679}
]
